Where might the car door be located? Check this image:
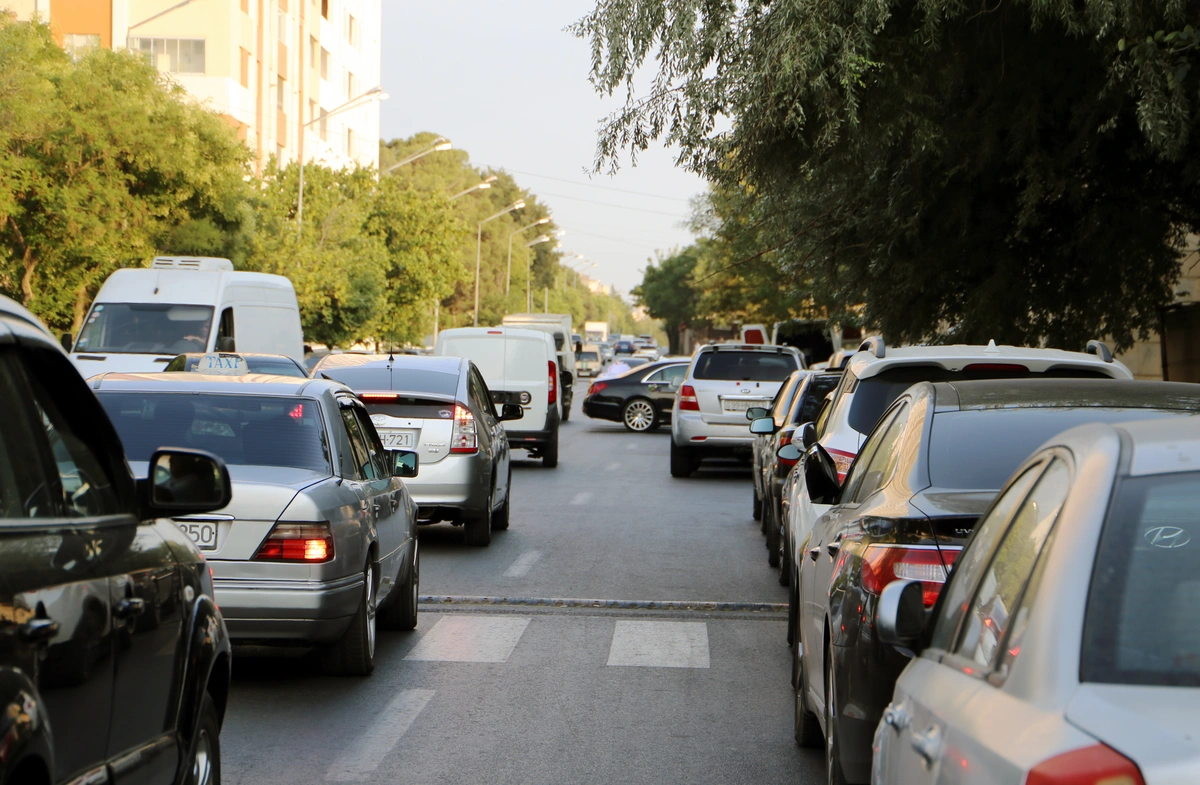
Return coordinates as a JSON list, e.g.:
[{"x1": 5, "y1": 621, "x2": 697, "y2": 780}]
[
  {"x1": 336, "y1": 400, "x2": 379, "y2": 575},
  {"x1": 469, "y1": 367, "x2": 508, "y2": 507},
  {"x1": 643, "y1": 364, "x2": 686, "y2": 414},
  {"x1": 341, "y1": 401, "x2": 404, "y2": 594},
  {"x1": 878, "y1": 459, "x2": 1052, "y2": 784}
]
